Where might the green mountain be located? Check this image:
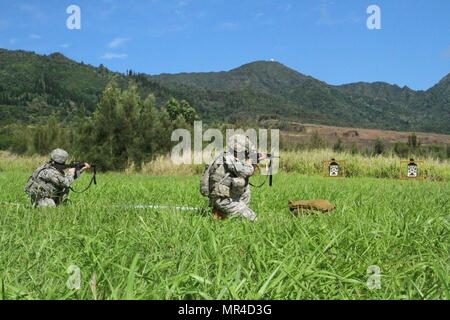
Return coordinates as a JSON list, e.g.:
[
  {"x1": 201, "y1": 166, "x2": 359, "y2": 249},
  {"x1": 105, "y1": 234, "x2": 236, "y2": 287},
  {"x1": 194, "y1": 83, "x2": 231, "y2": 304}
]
[
  {"x1": 0, "y1": 49, "x2": 112, "y2": 124},
  {"x1": 0, "y1": 49, "x2": 449, "y2": 133},
  {"x1": 150, "y1": 60, "x2": 450, "y2": 132},
  {"x1": 155, "y1": 61, "x2": 309, "y2": 93}
]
